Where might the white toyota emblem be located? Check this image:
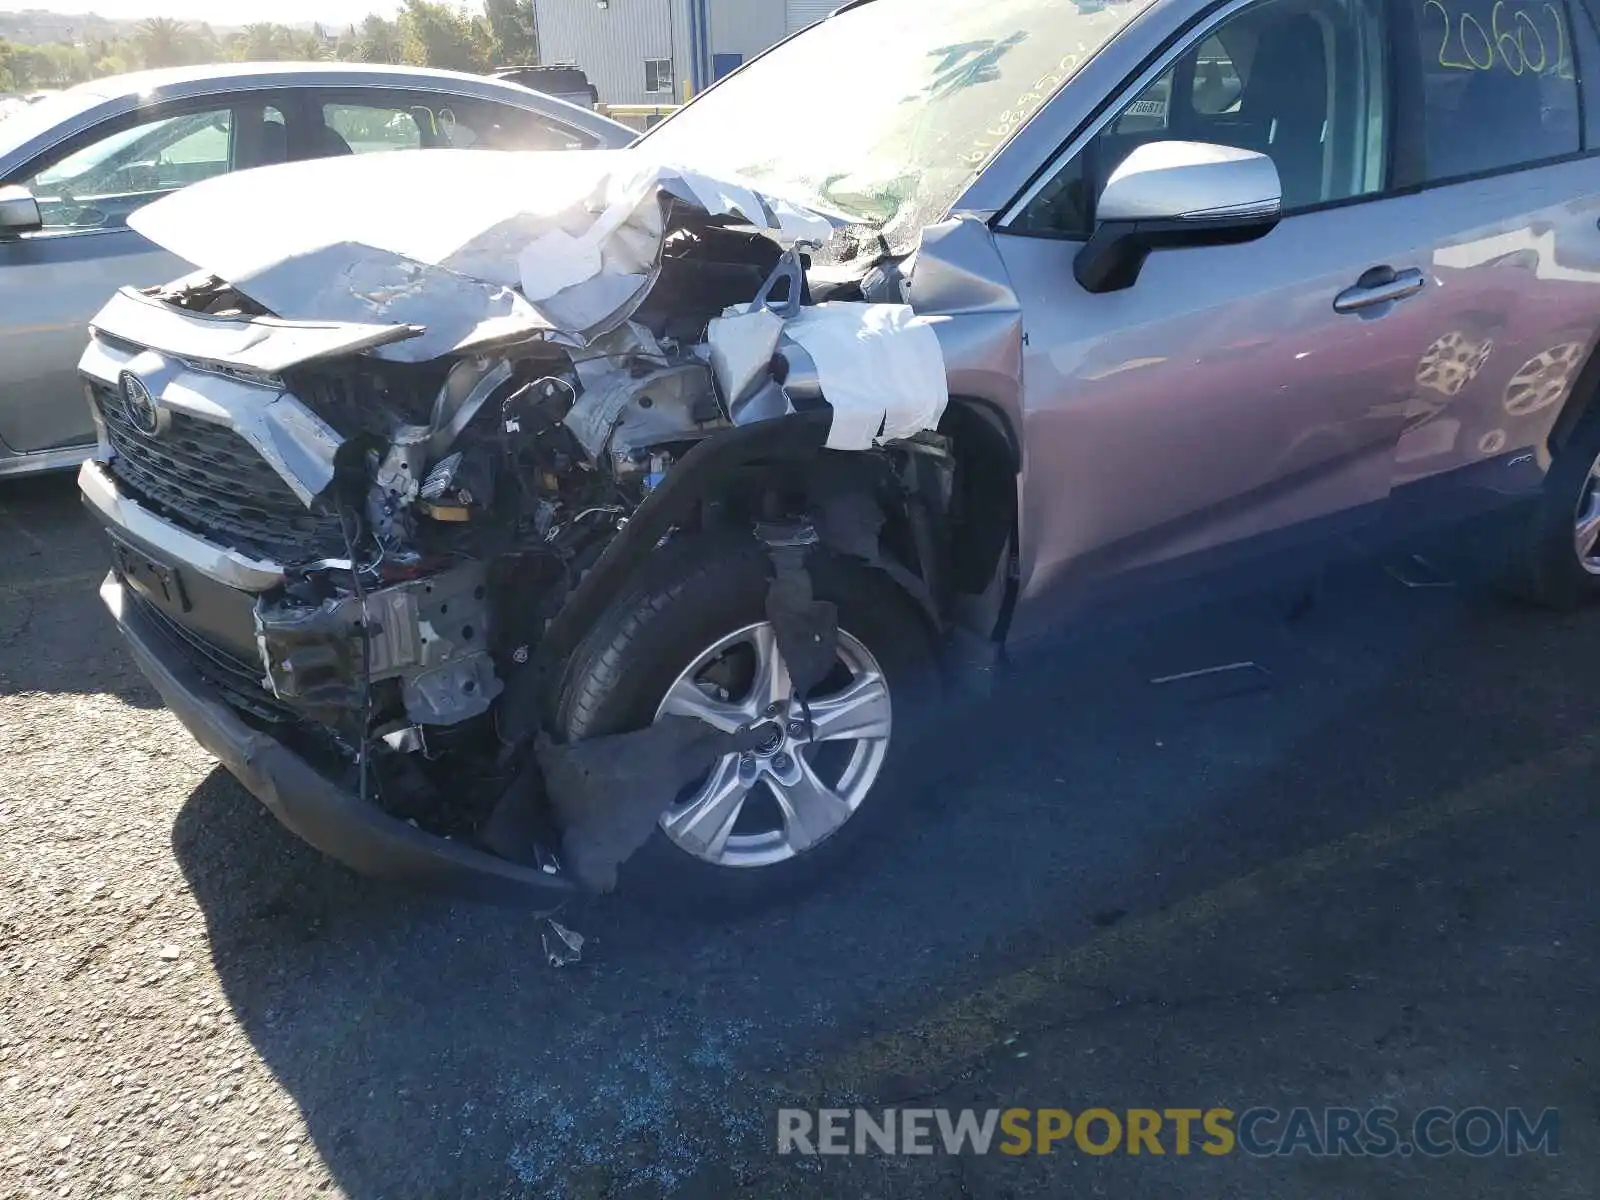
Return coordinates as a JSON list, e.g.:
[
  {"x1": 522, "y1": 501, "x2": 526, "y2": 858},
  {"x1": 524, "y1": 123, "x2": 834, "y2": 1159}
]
[{"x1": 118, "y1": 370, "x2": 163, "y2": 436}]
